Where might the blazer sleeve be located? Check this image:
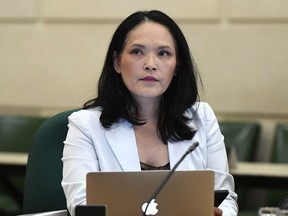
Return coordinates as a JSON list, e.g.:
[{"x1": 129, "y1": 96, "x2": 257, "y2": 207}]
[
  {"x1": 62, "y1": 111, "x2": 98, "y2": 216},
  {"x1": 202, "y1": 103, "x2": 238, "y2": 216}
]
